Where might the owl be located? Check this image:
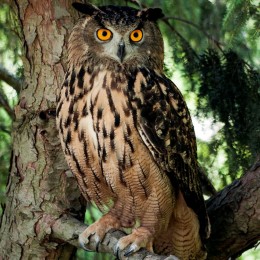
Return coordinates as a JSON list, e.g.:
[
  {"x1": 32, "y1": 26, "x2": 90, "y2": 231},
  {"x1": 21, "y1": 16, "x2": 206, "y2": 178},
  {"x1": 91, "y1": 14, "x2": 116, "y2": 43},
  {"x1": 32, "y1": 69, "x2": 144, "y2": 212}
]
[{"x1": 56, "y1": 2, "x2": 210, "y2": 259}]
